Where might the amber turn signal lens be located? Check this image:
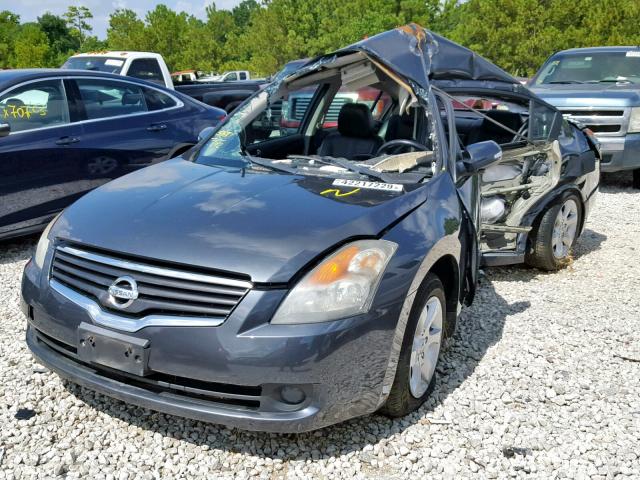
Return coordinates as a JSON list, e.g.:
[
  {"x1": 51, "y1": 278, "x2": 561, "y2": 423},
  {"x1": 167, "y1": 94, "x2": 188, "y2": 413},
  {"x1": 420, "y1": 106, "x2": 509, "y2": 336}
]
[{"x1": 309, "y1": 246, "x2": 359, "y2": 285}]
